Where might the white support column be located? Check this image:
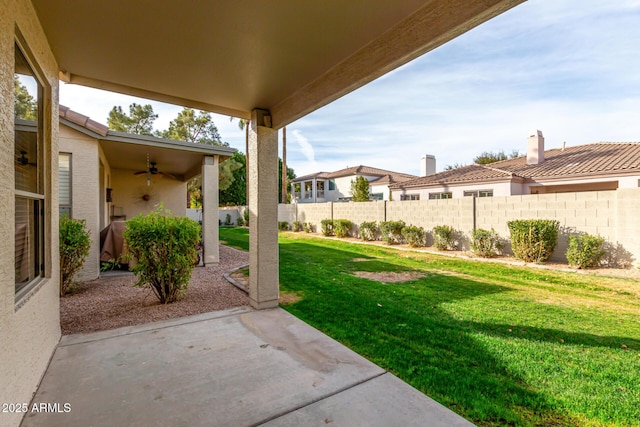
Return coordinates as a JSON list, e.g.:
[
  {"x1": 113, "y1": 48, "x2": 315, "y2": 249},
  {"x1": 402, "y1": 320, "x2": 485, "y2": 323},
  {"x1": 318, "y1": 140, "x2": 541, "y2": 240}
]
[
  {"x1": 202, "y1": 155, "x2": 219, "y2": 265},
  {"x1": 249, "y1": 109, "x2": 279, "y2": 309}
]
